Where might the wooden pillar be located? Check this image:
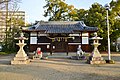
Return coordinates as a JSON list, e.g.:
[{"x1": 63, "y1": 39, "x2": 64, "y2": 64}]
[
  {"x1": 81, "y1": 32, "x2": 82, "y2": 48},
  {"x1": 66, "y1": 42, "x2": 68, "y2": 56},
  {"x1": 50, "y1": 42, "x2": 53, "y2": 55},
  {"x1": 28, "y1": 32, "x2": 31, "y2": 52},
  {"x1": 80, "y1": 32, "x2": 82, "y2": 45},
  {"x1": 66, "y1": 35, "x2": 69, "y2": 56},
  {"x1": 37, "y1": 32, "x2": 38, "y2": 48},
  {"x1": 28, "y1": 32, "x2": 30, "y2": 52},
  {"x1": 88, "y1": 32, "x2": 91, "y2": 51}
]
